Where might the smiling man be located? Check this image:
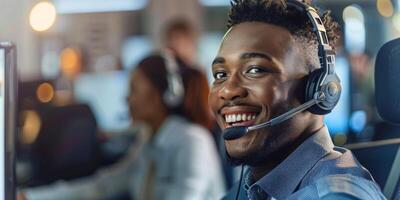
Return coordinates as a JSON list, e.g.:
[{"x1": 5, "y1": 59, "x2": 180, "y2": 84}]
[{"x1": 208, "y1": 0, "x2": 386, "y2": 199}]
